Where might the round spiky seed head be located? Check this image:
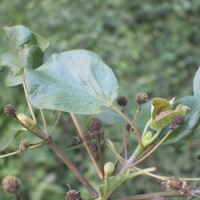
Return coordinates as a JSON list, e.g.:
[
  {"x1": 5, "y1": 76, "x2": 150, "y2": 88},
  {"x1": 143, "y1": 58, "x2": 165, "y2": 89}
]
[
  {"x1": 162, "y1": 176, "x2": 182, "y2": 191},
  {"x1": 172, "y1": 115, "x2": 185, "y2": 125},
  {"x1": 4, "y1": 104, "x2": 16, "y2": 117},
  {"x1": 65, "y1": 189, "x2": 81, "y2": 200},
  {"x1": 135, "y1": 92, "x2": 148, "y2": 104},
  {"x1": 2, "y1": 176, "x2": 21, "y2": 194},
  {"x1": 117, "y1": 96, "x2": 127, "y2": 107},
  {"x1": 88, "y1": 118, "x2": 102, "y2": 131},
  {"x1": 18, "y1": 140, "x2": 31, "y2": 153}
]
